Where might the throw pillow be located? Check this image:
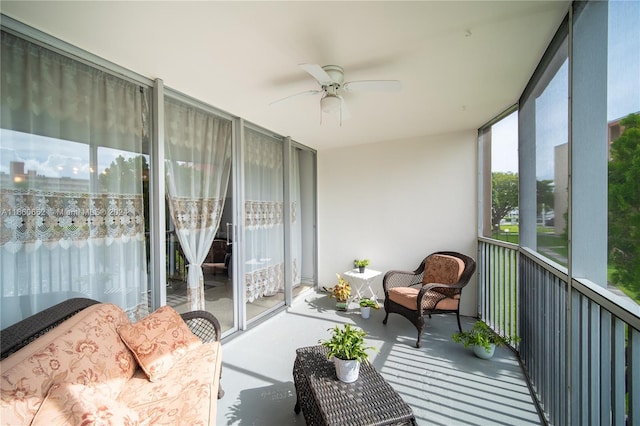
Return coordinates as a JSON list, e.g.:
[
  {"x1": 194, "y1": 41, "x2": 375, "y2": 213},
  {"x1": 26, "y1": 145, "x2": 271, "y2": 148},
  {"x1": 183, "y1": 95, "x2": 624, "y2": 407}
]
[{"x1": 117, "y1": 305, "x2": 202, "y2": 381}]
